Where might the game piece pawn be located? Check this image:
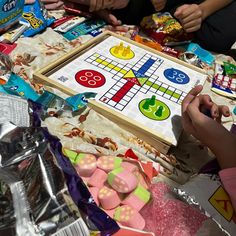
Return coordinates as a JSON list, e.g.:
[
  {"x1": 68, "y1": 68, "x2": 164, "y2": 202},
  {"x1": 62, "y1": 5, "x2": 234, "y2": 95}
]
[
  {"x1": 118, "y1": 42, "x2": 124, "y2": 51},
  {"x1": 114, "y1": 45, "x2": 120, "y2": 54},
  {"x1": 142, "y1": 99, "x2": 150, "y2": 110},
  {"x1": 122, "y1": 46, "x2": 131, "y2": 57},
  {"x1": 155, "y1": 106, "x2": 163, "y2": 117},
  {"x1": 149, "y1": 95, "x2": 156, "y2": 106}
]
